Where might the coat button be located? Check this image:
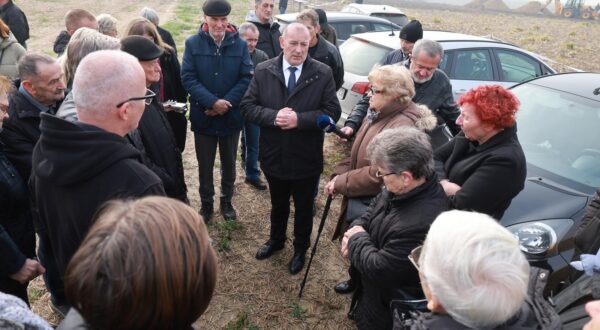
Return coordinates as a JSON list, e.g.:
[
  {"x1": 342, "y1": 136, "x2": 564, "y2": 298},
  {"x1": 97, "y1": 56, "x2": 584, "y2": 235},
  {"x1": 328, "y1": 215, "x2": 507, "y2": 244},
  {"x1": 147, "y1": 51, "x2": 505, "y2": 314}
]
[{"x1": 215, "y1": 73, "x2": 218, "y2": 75}]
